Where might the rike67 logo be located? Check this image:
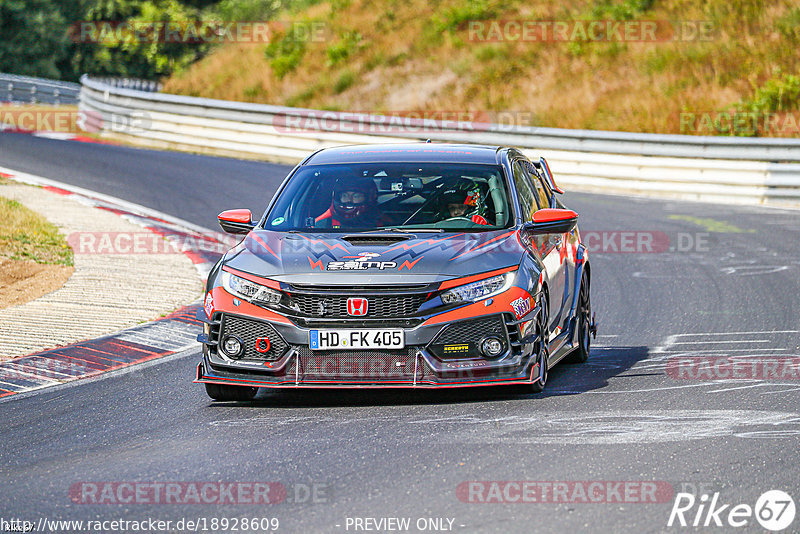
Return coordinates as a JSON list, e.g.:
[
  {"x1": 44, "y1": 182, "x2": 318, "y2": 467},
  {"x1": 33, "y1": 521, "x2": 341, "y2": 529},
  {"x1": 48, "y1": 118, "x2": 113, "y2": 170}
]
[{"x1": 668, "y1": 490, "x2": 795, "y2": 531}]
